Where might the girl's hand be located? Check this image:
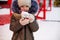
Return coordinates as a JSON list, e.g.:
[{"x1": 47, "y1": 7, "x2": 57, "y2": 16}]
[
  {"x1": 29, "y1": 14, "x2": 35, "y2": 23},
  {"x1": 19, "y1": 18, "x2": 29, "y2": 26}
]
